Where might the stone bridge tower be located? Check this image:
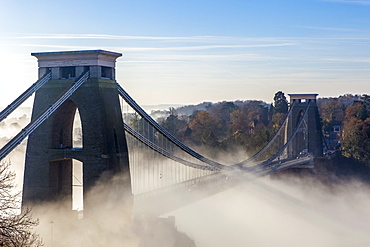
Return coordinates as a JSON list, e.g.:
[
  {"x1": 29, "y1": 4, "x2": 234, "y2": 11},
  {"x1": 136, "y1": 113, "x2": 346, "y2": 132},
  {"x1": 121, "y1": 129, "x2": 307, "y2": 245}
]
[
  {"x1": 286, "y1": 94, "x2": 323, "y2": 159},
  {"x1": 22, "y1": 50, "x2": 131, "y2": 215}
]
